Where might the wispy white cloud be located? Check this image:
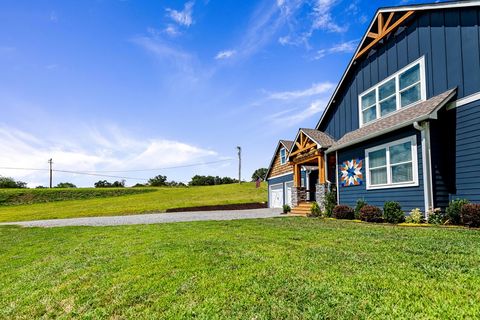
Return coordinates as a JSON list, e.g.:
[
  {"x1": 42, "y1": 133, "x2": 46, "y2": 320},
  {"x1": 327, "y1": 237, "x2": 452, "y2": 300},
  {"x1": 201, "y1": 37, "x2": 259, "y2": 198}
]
[
  {"x1": 215, "y1": 50, "x2": 236, "y2": 60},
  {"x1": 166, "y1": 1, "x2": 195, "y2": 27},
  {"x1": 267, "y1": 82, "x2": 334, "y2": 100},
  {"x1": 314, "y1": 39, "x2": 359, "y2": 60},
  {"x1": 311, "y1": 0, "x2": 347, "y2": 33},
  {"x1": 50, "y1": 11, "x2": 58, "y2": 22},
  {"x1": 131, "y1": 35, "x2": 194, "y2": 74},
  {"x1": 0, "y1": 125, "x2": 220, "y2": 187},
  {"x1": 267, "y1": 98, "x2": 329, "y2": 126}
]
